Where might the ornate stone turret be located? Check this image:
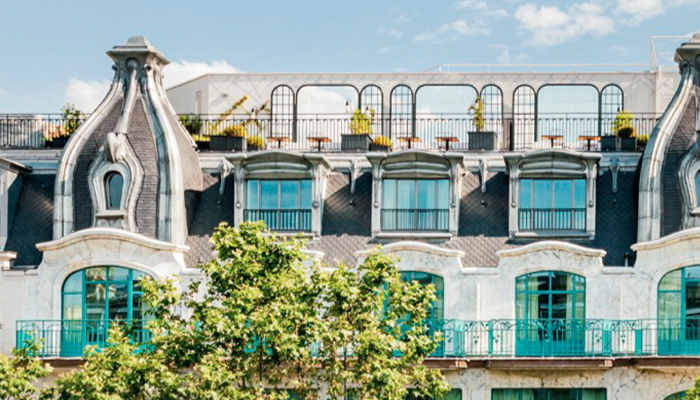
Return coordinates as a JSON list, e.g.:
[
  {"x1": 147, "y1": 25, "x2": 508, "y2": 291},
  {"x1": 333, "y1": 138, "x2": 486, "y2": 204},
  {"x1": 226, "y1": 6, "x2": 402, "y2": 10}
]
[
  {"x1": 638, "y1": 32, "x2": 700, "y2": 241},
  {"x1": 53, "y1": 36, "x2": 202, "y2": 245}
]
